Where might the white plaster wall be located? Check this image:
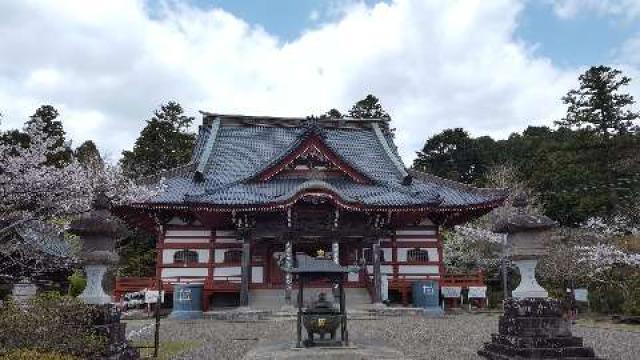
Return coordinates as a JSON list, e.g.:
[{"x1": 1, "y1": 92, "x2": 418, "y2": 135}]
[
  {"x1": 396, "y1": 248, "x2": 439, "y2": 262},
  {"x1": 214, "y1": 249, "x2": 226, "y2": 263},
  {"x1": 161, "y1": 268, "x2": 208, "y2": 278},
  {"x1": 366, "y1": 265, "x2": 393, "y2": 275},
  {"x1": 214, "y1": 267, "x2": 241, "y2": 277},
  {"x1": 381, "y1": 248, "x2": 392, "y2": 262},
  {"x1": 252, "y1": 266, "x2": 263, "y2": 283},
  {"x1": 398, "y1": 265, "x2": 439, "y2": 275},
  {"x1": 165, "y1": 229, "x2": 211, "y2": 237},
  {"x1": 162, "y1": 249, "x2": 209, "y2": 264}
]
